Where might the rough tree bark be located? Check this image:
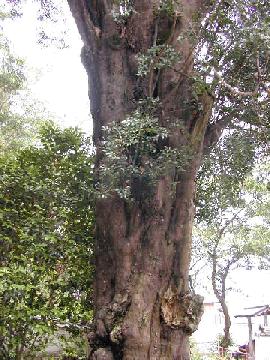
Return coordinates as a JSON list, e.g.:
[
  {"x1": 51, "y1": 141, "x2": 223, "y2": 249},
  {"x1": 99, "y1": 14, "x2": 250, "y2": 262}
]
[{"x1": 67, "y1": 1, "x2": 217, "y2": 359}]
